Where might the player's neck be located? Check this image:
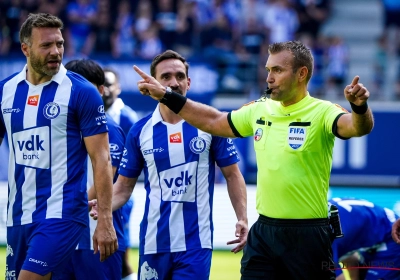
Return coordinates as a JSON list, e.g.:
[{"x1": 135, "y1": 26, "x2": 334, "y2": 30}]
[
  {"x1": 26, "y1": 65, "x2": 52, "y2": 85},
  {"x1": 159, "y1": 104, "x2": 182, "y2": 124}
]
